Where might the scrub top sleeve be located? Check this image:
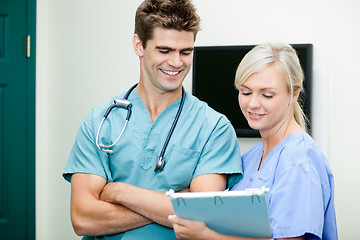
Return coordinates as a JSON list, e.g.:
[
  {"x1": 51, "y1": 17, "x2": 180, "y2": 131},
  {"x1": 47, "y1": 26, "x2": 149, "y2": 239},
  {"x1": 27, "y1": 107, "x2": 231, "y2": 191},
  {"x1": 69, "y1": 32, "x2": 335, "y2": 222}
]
[
  {"x1": 193, "y1": 117, "x2": 243, "y2": 188},
  {"x1": 269, "y1": 161, "x2": 324, "y2": 239},
  {"x1": 63, "y1": 110, "x2": 110, "y2": 183}
]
